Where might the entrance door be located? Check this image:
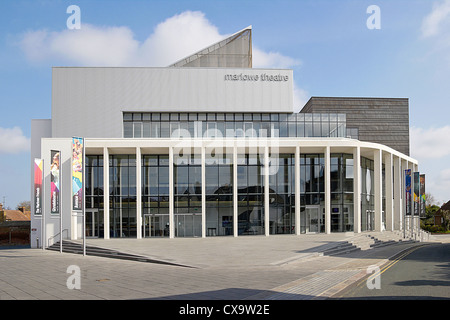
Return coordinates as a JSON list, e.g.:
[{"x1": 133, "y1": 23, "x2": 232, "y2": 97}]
[
  {"x1": 85, "y1": 209, "x2": 99, "y2": 238},
  {"x1": 175, "y1": 214, "x2": 202, "y2": 237},
  {"x1": 143, "y1": 214, "x2": 169, "y2": 237},
  {"x1": 306, "y1": 206, "x2": 320, "y2": 233}
]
